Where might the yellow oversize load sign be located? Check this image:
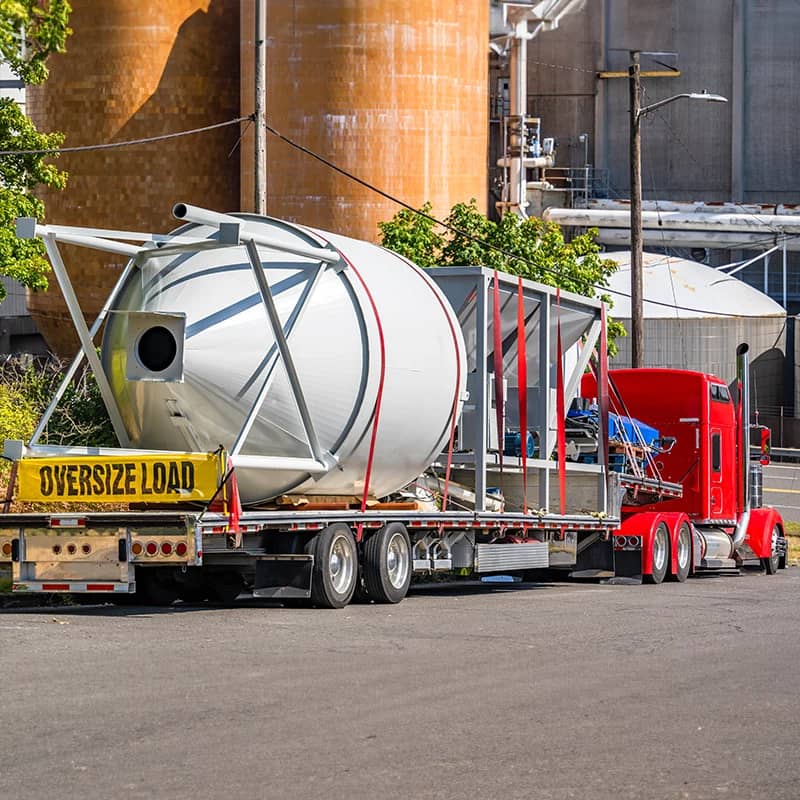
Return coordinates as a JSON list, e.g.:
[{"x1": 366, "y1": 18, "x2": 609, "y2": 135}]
[{"x1": 17, "y1": 453, "x2": 224, "y2": 504}]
